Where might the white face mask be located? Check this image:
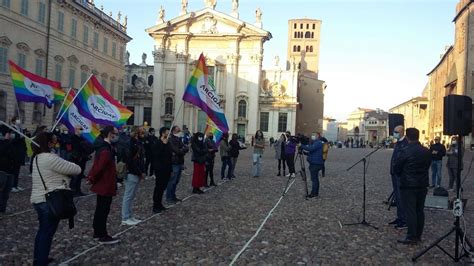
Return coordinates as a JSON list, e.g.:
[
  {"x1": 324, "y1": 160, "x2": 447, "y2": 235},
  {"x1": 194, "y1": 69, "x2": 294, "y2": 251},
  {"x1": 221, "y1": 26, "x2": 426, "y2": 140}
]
[
  {"x1": 174, "y1": 132, "x2": 183, "y2": 138},
  {"x1": 15, "y1": 120, "x2": 21, "y2": 125},
  {"x1": 311, "y1": 135, "x2": 317, "y2": 141},
  {"x1": 198, "y1": 137, "x2": 203, "y2": 141}
]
